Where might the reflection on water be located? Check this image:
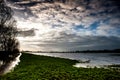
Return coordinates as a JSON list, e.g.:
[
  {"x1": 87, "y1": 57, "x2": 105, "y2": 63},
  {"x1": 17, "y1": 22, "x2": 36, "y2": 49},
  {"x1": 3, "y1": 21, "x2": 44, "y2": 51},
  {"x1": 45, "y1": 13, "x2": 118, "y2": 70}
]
[
  {"x1": 32, "y1": 53, "x2": 120, "y2": 68},
  {"x1": 0, "y1": 53, "x2": 22, "y2": 75}
]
